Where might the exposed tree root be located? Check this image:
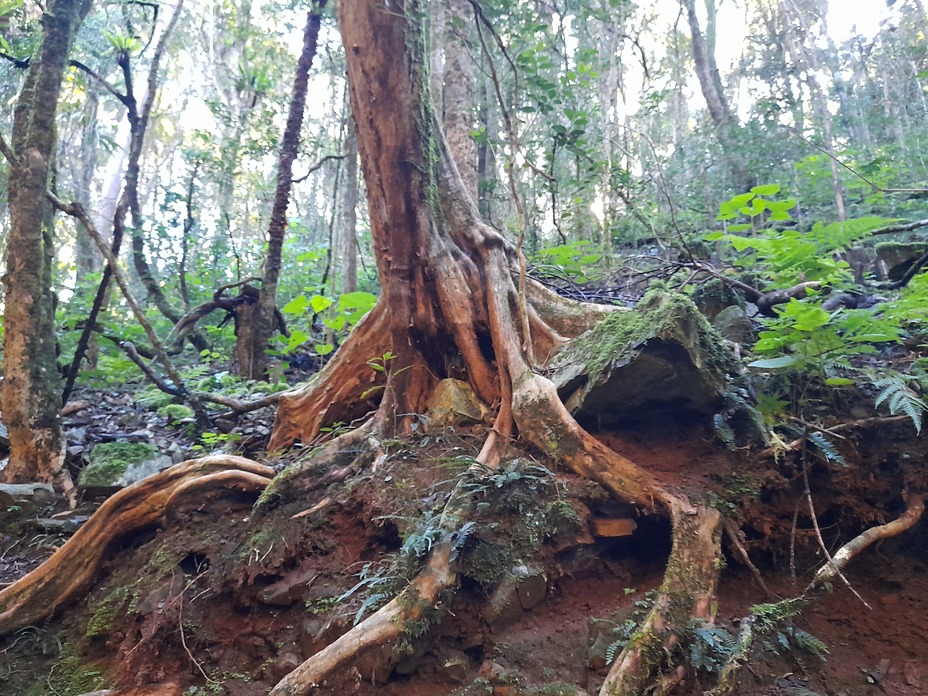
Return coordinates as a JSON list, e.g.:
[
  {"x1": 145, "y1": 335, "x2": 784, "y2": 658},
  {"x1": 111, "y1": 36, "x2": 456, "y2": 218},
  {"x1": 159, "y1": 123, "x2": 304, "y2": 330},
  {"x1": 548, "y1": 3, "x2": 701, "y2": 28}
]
[
  {"x1": 269, "y1": 302, "x2": 388, "y2": 450},
  {"x1": 269, "y1": 544, "x2": 455, "y2": 695},
  {"x1": 0, "y1": 455, "x2": 273, "y2": 634},
  {"x1": 707, "y1": 493, "x2": 925, "y2": 696}
]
